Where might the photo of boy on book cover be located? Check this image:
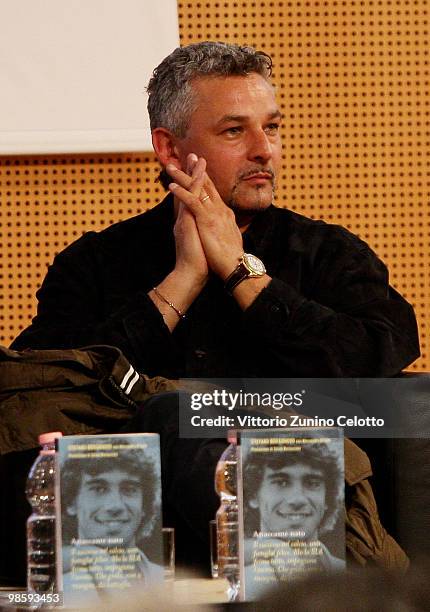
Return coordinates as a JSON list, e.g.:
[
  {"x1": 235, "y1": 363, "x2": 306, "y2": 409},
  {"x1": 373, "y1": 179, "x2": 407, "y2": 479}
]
[
  {"x1": 240, "y1": 430, "x2": 345, "y2": 600},
  {"x1": 58, "y1": 435, "x2": 163, "y2": 604}
]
